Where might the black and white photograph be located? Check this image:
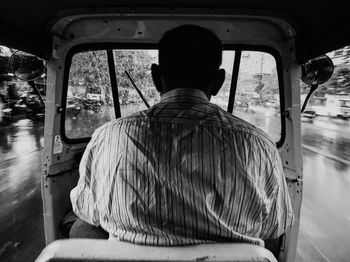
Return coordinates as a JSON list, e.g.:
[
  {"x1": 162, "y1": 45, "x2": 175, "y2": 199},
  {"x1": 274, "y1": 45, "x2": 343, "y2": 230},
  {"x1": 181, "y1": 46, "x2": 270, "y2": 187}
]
[{"x1": 0, "y1": 1, "x2": 349, "y2": 262}]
